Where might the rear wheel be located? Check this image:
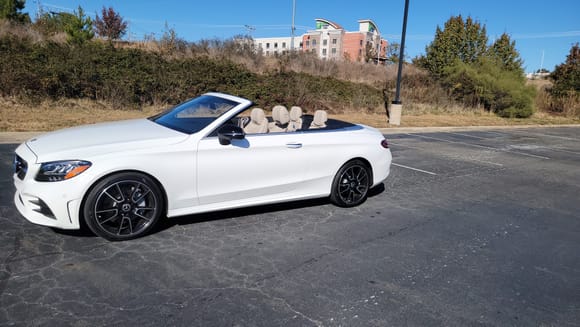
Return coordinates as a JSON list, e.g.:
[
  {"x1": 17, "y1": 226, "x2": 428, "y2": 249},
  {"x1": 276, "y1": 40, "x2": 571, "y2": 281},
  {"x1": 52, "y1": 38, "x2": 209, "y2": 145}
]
[
  {"x1": 330, "y1": 160, "x2": 371, "y2": 207},
  {"x1": 83, "y1": 172, "x2": 164, "y2": 241}
]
